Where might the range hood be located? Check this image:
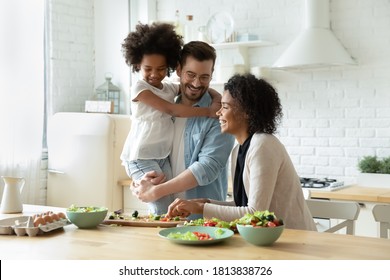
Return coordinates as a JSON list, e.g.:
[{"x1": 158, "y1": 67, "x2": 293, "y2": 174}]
[{"x1": 272, "y1": 0, "x2": 356, "y2": 69}]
